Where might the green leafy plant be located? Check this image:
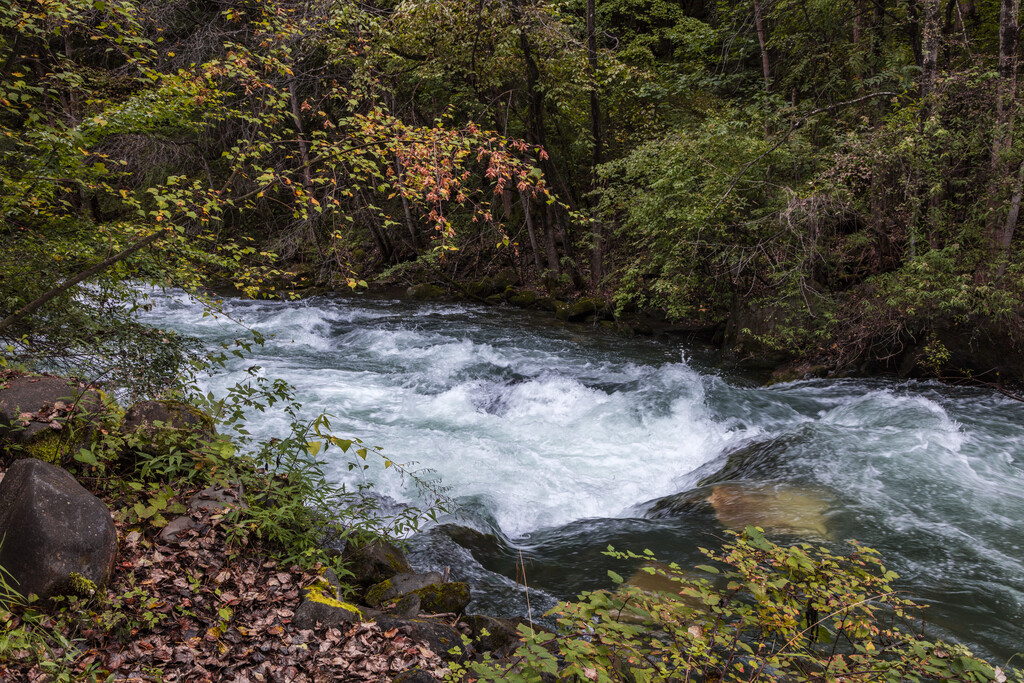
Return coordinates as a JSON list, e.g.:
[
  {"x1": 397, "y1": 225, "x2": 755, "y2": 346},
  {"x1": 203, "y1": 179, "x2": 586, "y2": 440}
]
[{"x1": 453, "y1": 527, "x2": 1021, "y2": 682}]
